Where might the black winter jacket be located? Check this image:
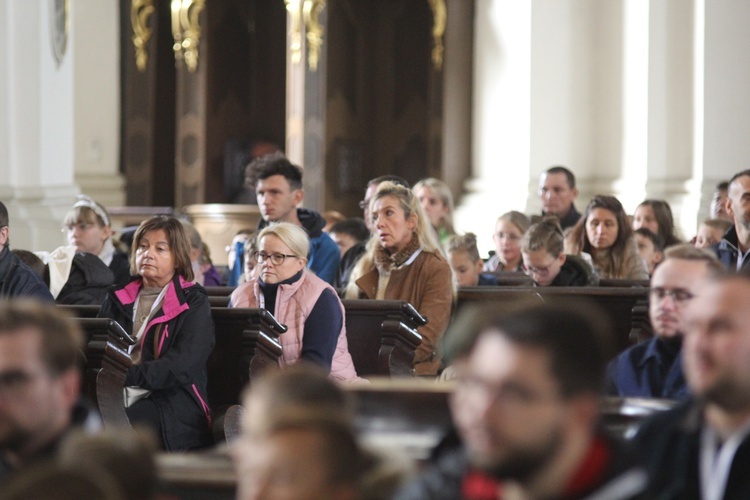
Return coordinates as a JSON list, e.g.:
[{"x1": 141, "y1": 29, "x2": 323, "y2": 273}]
[
  {"x1": 0, "y1": 246, "x2": 53, "y2": 301},
  {"x1": 98, "y1": 274, "x2": 215, "y2": 450}
]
